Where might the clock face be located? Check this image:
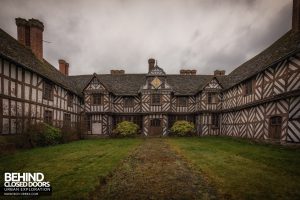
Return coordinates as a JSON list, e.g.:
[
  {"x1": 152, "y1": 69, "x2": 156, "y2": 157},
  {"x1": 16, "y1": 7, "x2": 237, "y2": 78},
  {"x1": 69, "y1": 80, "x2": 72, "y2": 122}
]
[{"x1": 151, "y1": 77, "x2": 162, "y2": 89}]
